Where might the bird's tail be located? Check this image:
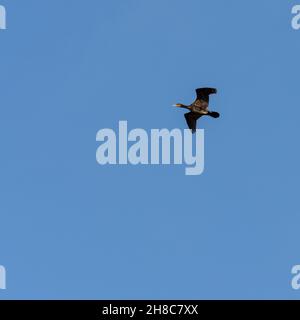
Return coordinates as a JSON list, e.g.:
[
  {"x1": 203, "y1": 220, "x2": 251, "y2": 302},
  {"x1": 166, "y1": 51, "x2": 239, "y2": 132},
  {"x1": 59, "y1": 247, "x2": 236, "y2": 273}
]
[{"x1": 209, "y1": 111, "x2": 220, "y2": 118}]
